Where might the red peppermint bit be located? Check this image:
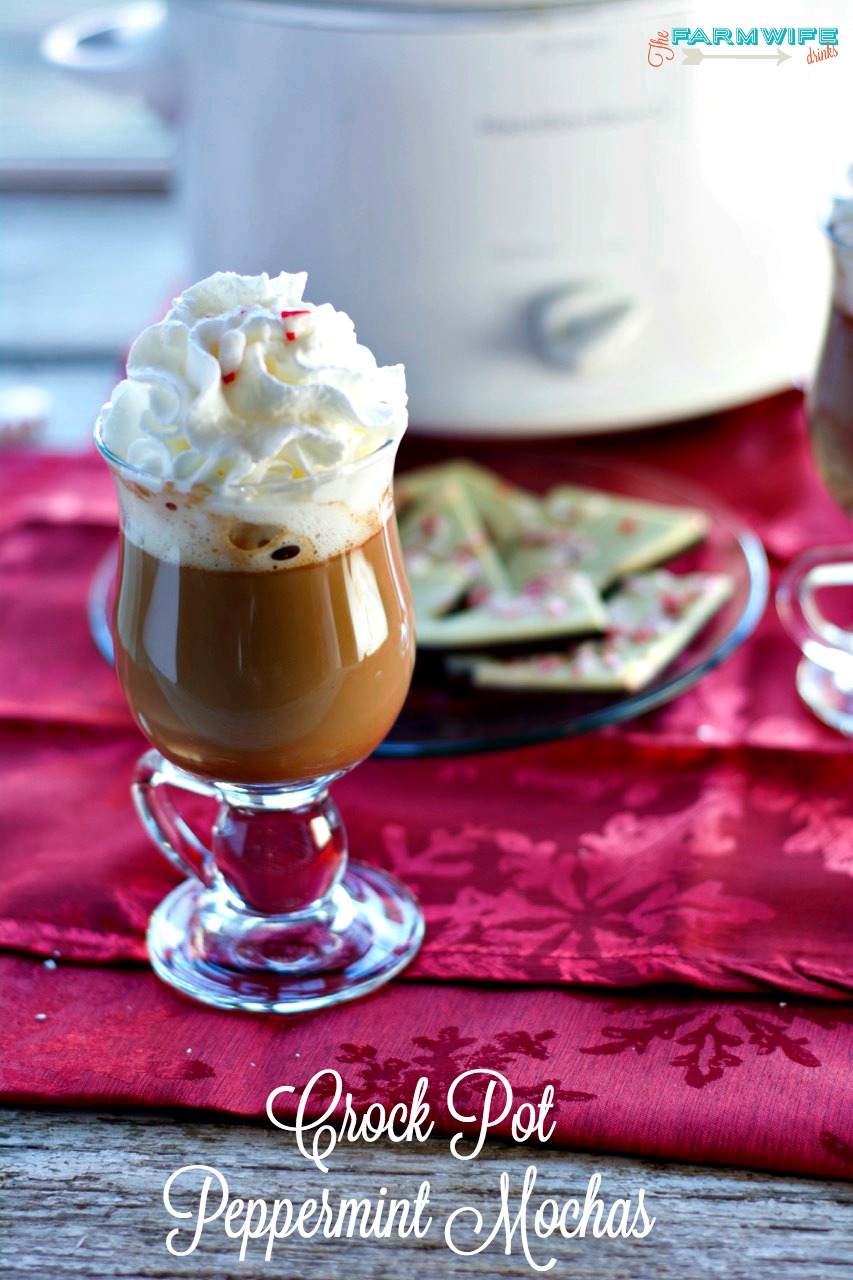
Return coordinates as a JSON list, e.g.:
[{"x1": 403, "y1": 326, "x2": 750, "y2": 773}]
[
  {"x1": 661, "y1": 592, "x2": 682, "y2": 617},
  {"x1": 281, "y1": 310, "x2": 310, "y2": 341},
  {"x1": 619, "y1": 517, "x2": 640, "y2": 535},
  {"x1": 419, "y1": 513, "x2": 444, "y2": 539},
  {"x1": 468, "y1": 586, "x2": 491, "y2": 608},
  {"x1": 519, "y1": 527, "x2": 554, "y2": 547},
  {"x1": 222, "y1": 371, "x2": 237, "y2": 384},
  {"x1": 631, "y1": 626, "x2": 657, "y2": 643},
  {"x1": 537, "y1": 655, "x2": 562, "y2": 672}
]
